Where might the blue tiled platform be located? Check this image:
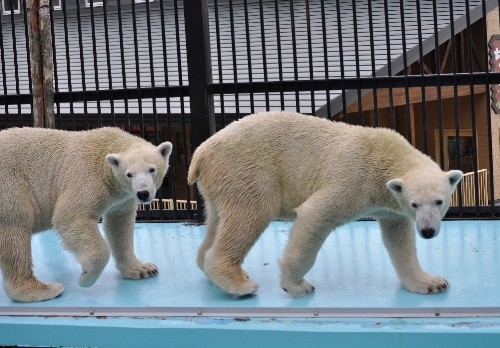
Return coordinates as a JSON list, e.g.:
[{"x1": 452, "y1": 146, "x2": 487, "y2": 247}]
[{"x1": 1, "y1": 220, "x2": 500, "y2": 347}]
